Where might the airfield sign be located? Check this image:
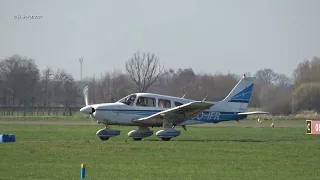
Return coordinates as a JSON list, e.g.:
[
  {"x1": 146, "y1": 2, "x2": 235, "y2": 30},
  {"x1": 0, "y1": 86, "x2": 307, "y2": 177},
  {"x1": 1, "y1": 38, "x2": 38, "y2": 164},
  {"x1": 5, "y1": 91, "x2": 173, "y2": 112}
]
[{"x1": 306, "y1": 120, "x2": 320, "y2": 134}]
